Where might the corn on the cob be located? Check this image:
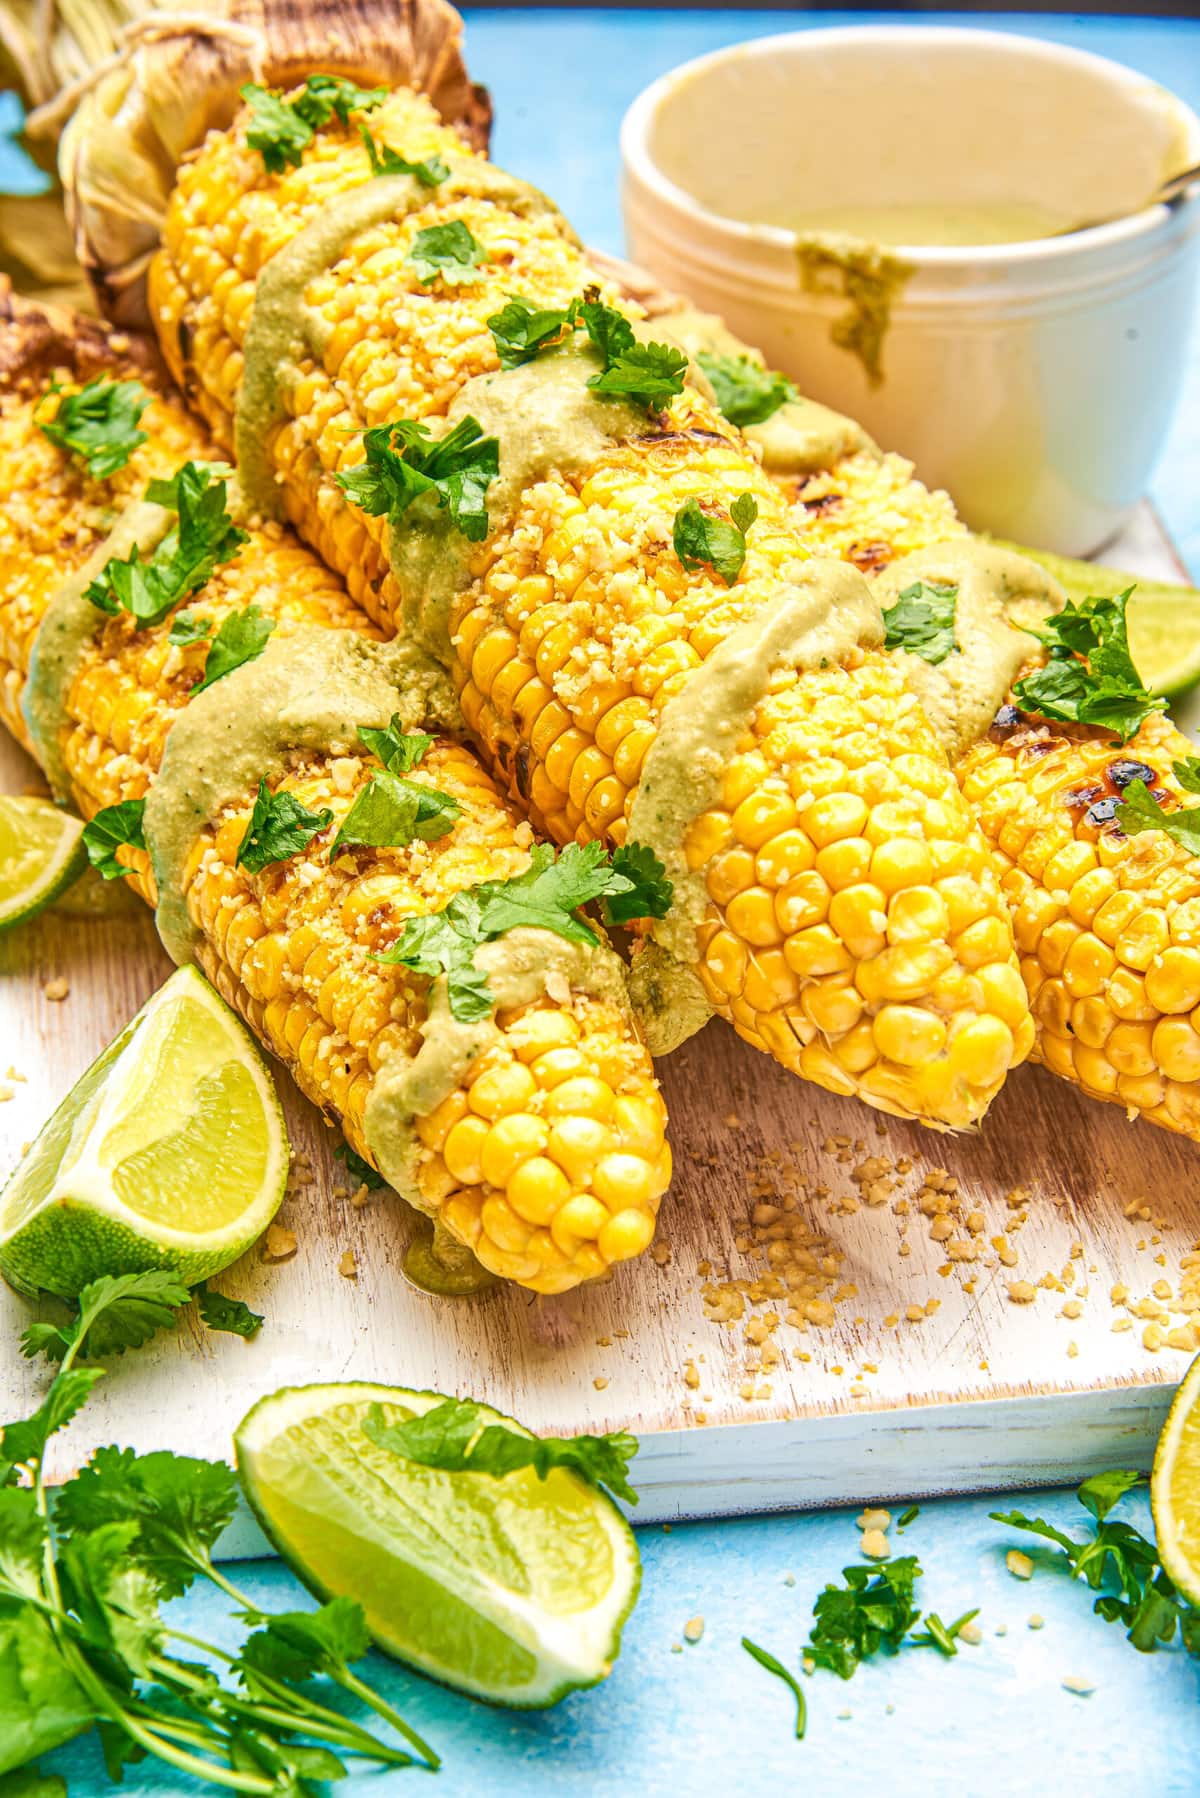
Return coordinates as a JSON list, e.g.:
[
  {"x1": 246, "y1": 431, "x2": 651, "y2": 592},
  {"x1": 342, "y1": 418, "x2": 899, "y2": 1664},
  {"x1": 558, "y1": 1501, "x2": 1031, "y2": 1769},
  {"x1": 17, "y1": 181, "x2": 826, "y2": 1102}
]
[
  {"x1": 144, "y1": 84, "x2": 1031, "y2": 1130},
  {"x1": 0, "y1": 288, "x2": 669, "y2": 1291}
]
